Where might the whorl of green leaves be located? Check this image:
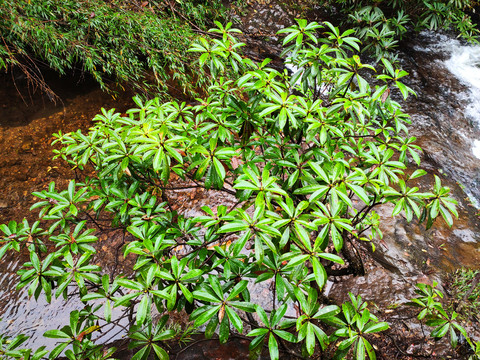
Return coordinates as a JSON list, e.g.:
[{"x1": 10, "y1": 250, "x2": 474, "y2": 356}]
[
  {"x1": 0, "y1": 0, "x2": 221, "y2": 96},
  {"x1": 0, "y1": 20, "x2": 461, "y2": 360}
]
